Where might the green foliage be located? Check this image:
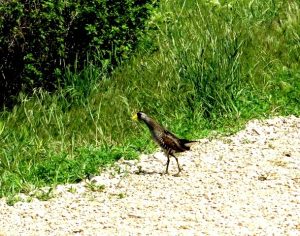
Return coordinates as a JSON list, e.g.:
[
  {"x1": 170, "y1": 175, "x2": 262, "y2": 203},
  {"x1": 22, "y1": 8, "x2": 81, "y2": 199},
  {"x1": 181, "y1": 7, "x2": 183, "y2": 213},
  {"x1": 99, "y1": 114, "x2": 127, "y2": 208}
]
[
  {"x1": 86, "y1": 182, "x2": 105, "y2": 192},
  {"x1": 1, "y1": 0, "x2": 300, "y2": 198},
  {"x1": 0, "y1": 132, "x2": 138, "y2": 196},
  {"x1": 0, "y1": 0, "x2": 157, "y2": 107},
  {"x1": 150, "y1": 0, "x2": 300, "y2": 120}
]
